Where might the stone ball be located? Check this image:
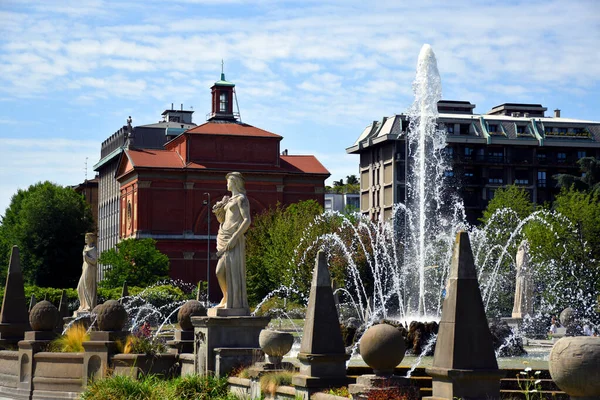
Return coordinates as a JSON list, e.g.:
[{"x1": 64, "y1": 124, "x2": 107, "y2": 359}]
[
  {"x1": 29, "y1": 300, "x2": 59, "y2": 331},
  {"x1": 177, "y1": 300, "x2": 206, "y2": 331},
  {"x1": 559, "y1": 307, "x2": 575, "y2": 327},
  {"x1": 359, "y1": 323, "x2": 406, "y2": 375},
  {"x1": 549, "y1": 337, "x2": 600, "y2": 397},
  {"x1": 96, "y1": 300, "x2": 127, "y2": 331},
  {"x1": 259, "y1": 329, "x2": 294, "y2": 364}
]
